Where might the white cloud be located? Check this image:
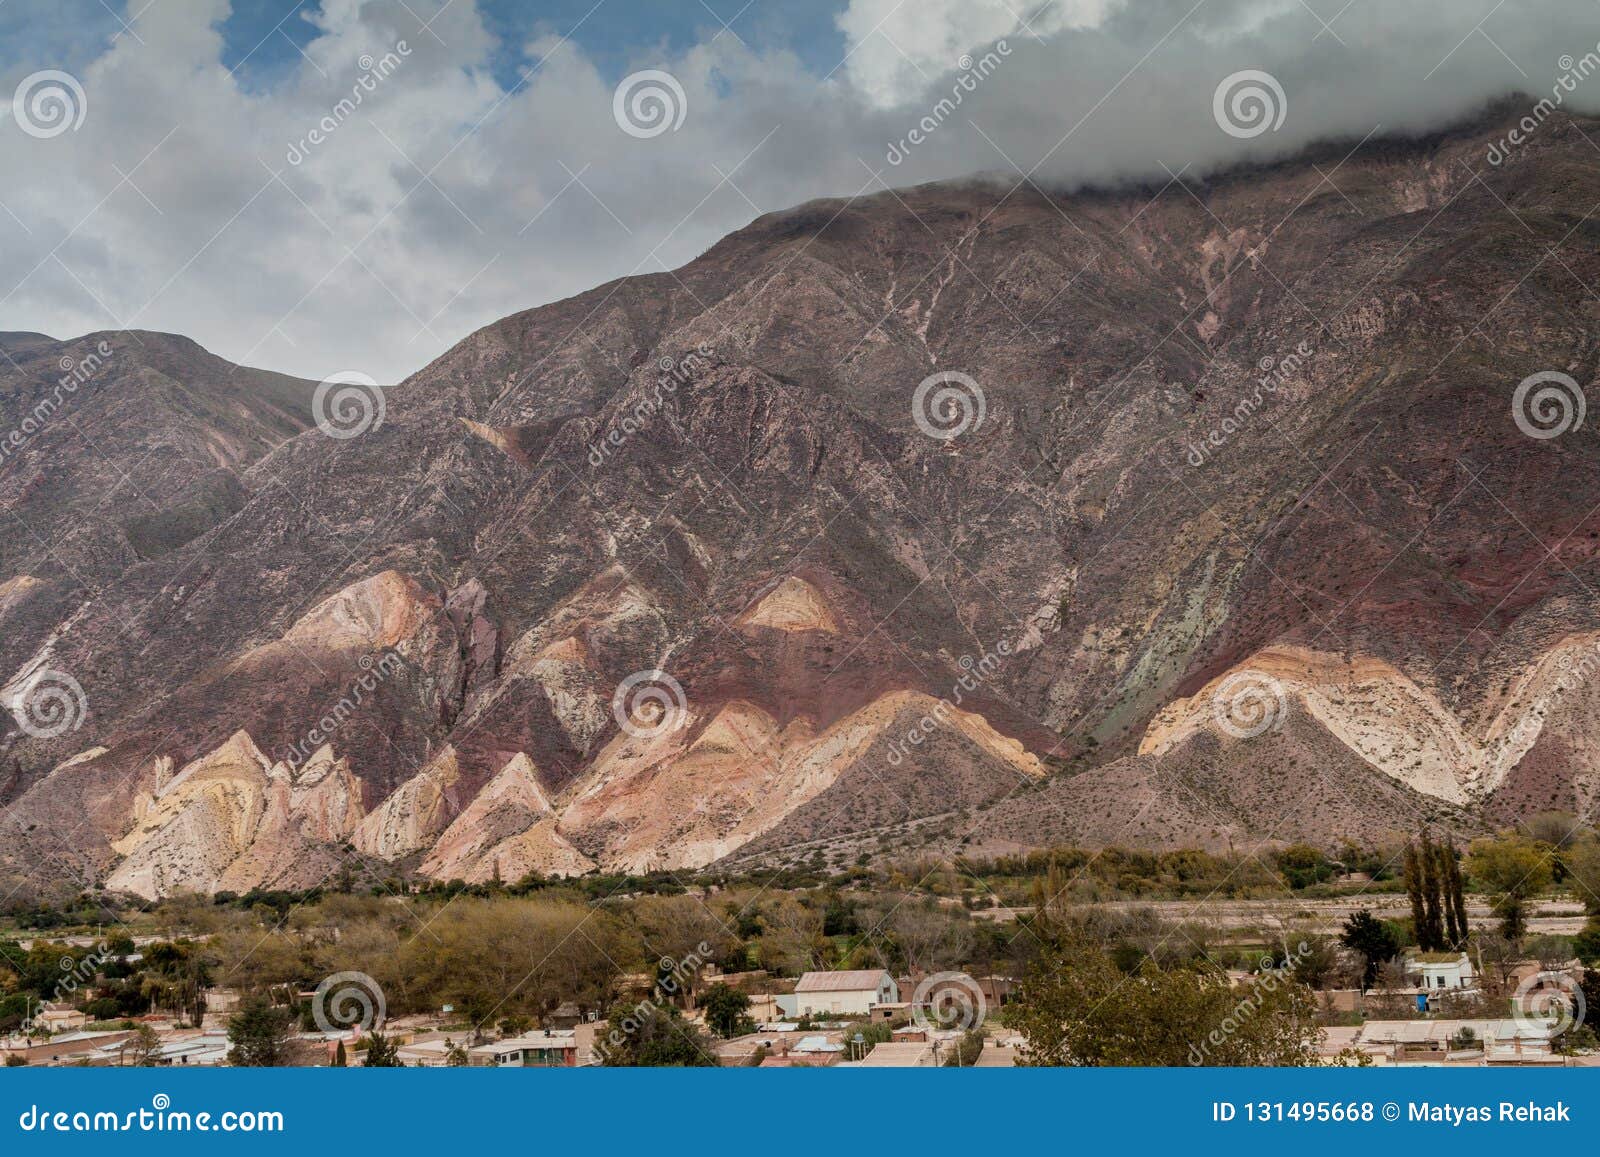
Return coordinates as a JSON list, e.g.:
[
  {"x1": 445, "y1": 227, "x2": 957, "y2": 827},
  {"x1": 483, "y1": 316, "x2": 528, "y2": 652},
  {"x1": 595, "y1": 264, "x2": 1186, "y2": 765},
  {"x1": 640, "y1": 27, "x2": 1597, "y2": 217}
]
[
  {"x1": 0, "y1": 0, "x2": 1595, "y2": 384},
  {"x1": 836, "y1": 0, "x2": 1118, "y2": 108}
]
